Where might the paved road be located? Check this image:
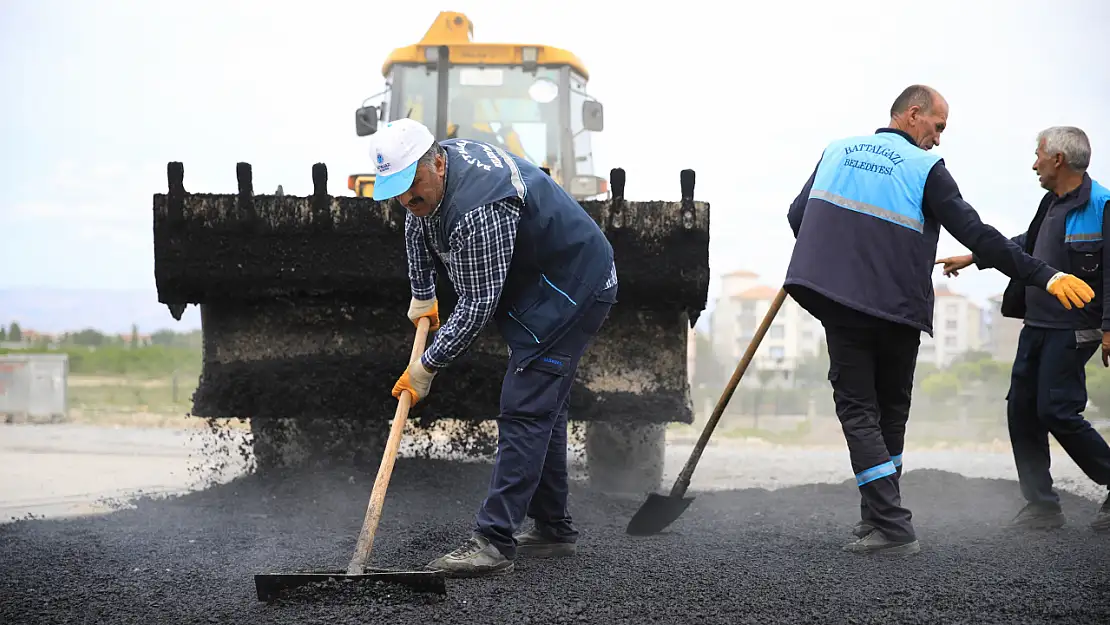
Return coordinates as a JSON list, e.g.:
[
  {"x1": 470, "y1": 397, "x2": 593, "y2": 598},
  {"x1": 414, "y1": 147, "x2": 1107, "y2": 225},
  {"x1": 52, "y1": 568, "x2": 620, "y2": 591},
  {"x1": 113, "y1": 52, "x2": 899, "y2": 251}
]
[
  {"x1": 0, "y1": 424, "x2": 244, "y2": 520},
  {"x1": 1, "y1": 423, "x2": 1104, "y2": 522}
]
